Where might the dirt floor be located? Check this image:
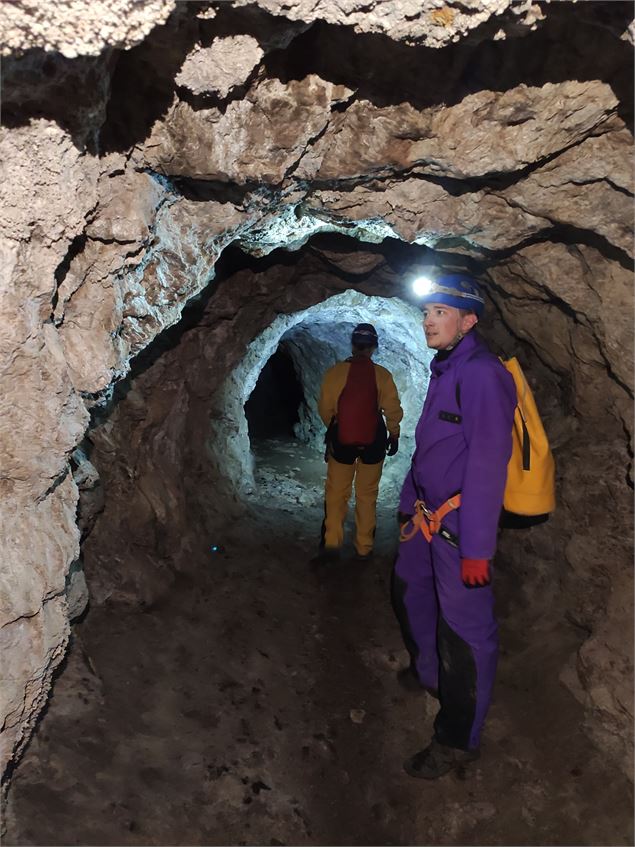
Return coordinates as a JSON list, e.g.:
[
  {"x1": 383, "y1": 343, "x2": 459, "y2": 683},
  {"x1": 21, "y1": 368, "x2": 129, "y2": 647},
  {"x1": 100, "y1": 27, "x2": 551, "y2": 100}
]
[{"x1": 4, "y1": 438, "x2": 634, "y2": 846}]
